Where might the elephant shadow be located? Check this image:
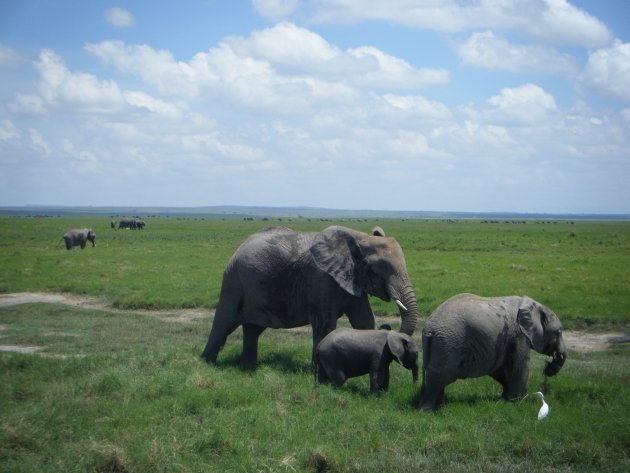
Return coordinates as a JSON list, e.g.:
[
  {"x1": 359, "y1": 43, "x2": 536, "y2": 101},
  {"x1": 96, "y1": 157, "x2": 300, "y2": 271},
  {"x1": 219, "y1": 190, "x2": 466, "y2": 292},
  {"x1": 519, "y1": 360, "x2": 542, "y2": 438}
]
[{"x1": 214, "y1": 351, "x2": 312, "y2": 375}]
